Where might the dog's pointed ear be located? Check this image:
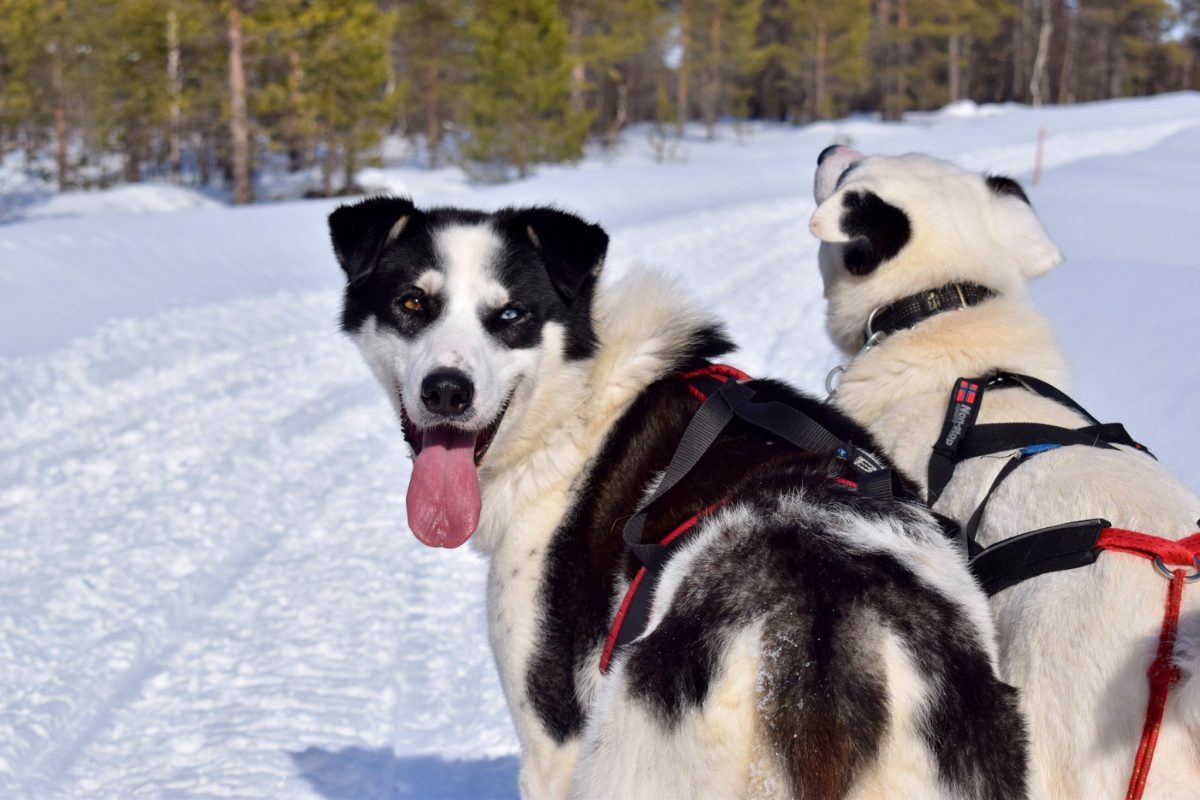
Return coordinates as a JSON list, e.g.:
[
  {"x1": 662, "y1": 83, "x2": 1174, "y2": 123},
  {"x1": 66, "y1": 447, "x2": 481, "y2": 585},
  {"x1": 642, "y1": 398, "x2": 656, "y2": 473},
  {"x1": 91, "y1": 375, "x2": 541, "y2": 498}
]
[
  {"x1": 505, "y1": 207, "x2": 609, "y2": 303},
  {"x1": 809, "y1": 189, "x2": 911, "y2": 276},
  {"x1": 328, "y1": 195, "x2": 417, "y2": 289},
  {"x1": 986, "y1": 175, "x2": 1062, "y2": 279},
  {"x1": 814, "y1": 145, "x2": 865, "y2": 204}
]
